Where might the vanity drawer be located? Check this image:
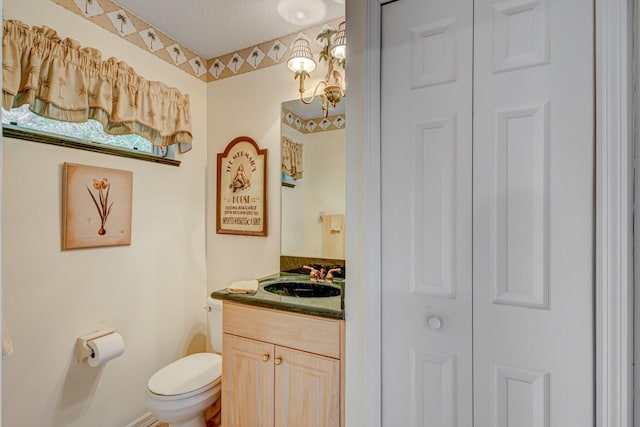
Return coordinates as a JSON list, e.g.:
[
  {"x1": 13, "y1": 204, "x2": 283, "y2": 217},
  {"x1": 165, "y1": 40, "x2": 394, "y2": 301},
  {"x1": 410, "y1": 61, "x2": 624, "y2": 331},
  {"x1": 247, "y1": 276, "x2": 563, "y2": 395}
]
[{"x1": 223, "y1": 301, "x2": 341, "y2": 358}]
